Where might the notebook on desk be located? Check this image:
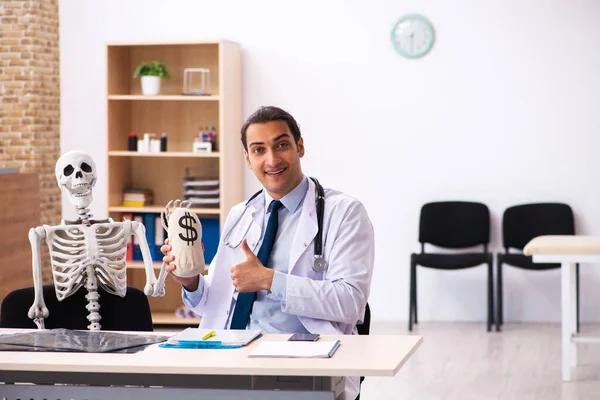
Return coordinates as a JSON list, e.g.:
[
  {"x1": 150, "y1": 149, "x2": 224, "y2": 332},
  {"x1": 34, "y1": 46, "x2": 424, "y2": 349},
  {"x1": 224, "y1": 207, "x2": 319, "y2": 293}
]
[
  {"x1": 161, "y1": 328, "x2": 262, "y2": 349},
  {"x1": 248, "y1": 340, "x2": 341, "y2": 358}
]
